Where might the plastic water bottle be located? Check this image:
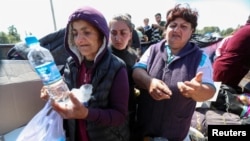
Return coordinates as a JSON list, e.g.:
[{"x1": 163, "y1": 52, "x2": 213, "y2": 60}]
[{"x1": 25, "y1": 35, "x2": 69, "y2": 102}]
